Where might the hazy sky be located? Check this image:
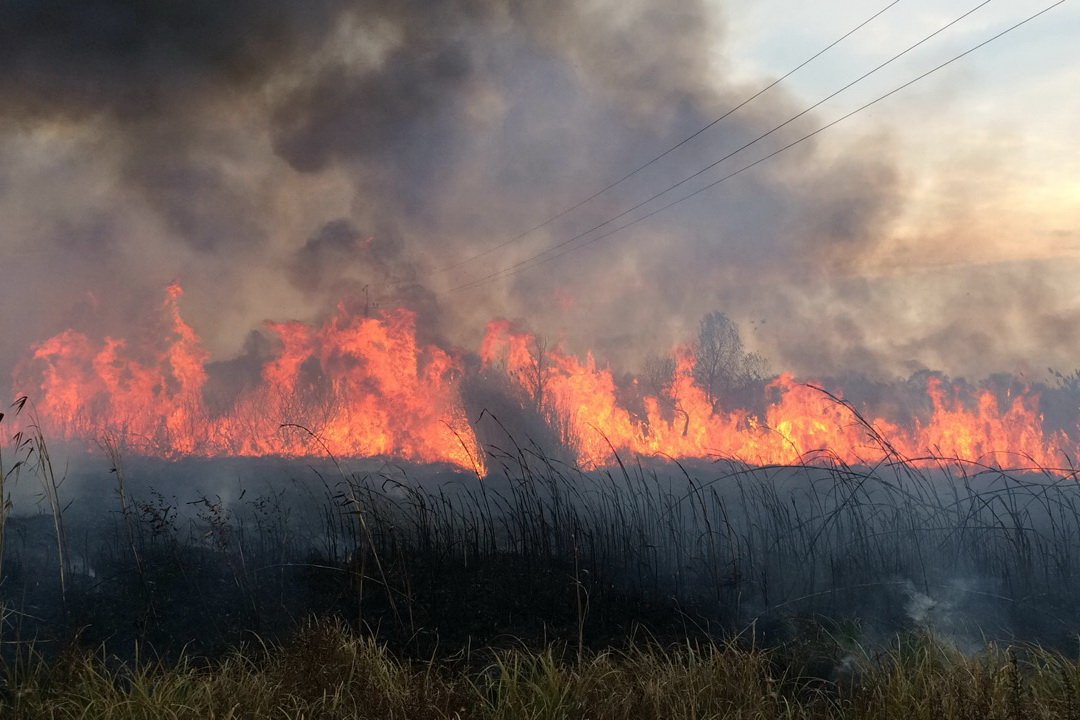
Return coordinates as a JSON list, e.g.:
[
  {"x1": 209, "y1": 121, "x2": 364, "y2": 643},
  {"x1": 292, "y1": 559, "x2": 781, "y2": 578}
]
[
  {"x1": 1, "y1": 0, "x2": 1077, "y2": 386},
  {"x1": 714, "y1": 0, "x2": 1080, "y2": 378},
  {"x1": 723, "y1": 0, "x2": 1079, "y2": 272}
]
